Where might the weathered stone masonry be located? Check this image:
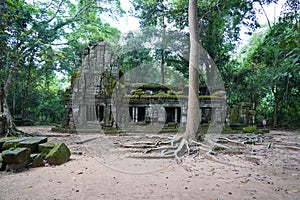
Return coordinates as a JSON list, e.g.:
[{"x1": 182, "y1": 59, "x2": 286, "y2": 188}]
[{"x1": 65, "y1": 41, "x2": 227, "y2": 130}]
